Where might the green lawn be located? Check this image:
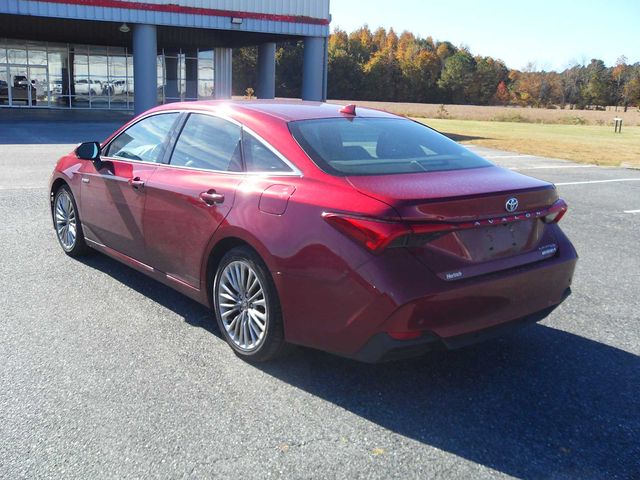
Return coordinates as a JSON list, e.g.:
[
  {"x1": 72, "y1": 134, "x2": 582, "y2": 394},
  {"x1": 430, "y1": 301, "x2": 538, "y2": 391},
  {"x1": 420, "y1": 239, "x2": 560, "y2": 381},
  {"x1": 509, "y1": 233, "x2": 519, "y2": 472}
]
[{"x1": 415, "y1": 118, "x2": 640, "y2": 167}]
